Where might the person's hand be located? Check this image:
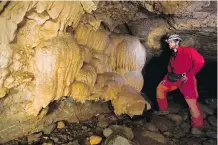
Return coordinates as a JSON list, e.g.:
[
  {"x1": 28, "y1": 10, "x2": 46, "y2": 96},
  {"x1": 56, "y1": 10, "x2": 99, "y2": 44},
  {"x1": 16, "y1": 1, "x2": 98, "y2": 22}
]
[
  {"x1": 181, "y1": 73, "x2": 188, "y2": 82},
  {"x1": 160, "y1": 80, "x2": 166, "y2": 84}
]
